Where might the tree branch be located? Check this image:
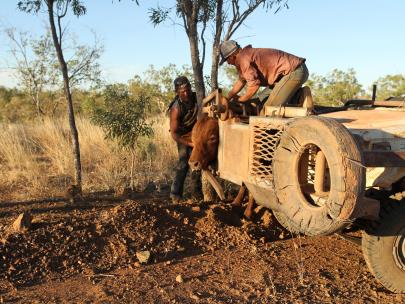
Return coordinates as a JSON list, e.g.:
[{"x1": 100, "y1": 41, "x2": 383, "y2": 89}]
[
  {"x1": 200, "y1": 18, "x2": 207, "y2": 71},
  {"x1": 57, "y1": 0, "x2": 69, "y2": 47}
]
